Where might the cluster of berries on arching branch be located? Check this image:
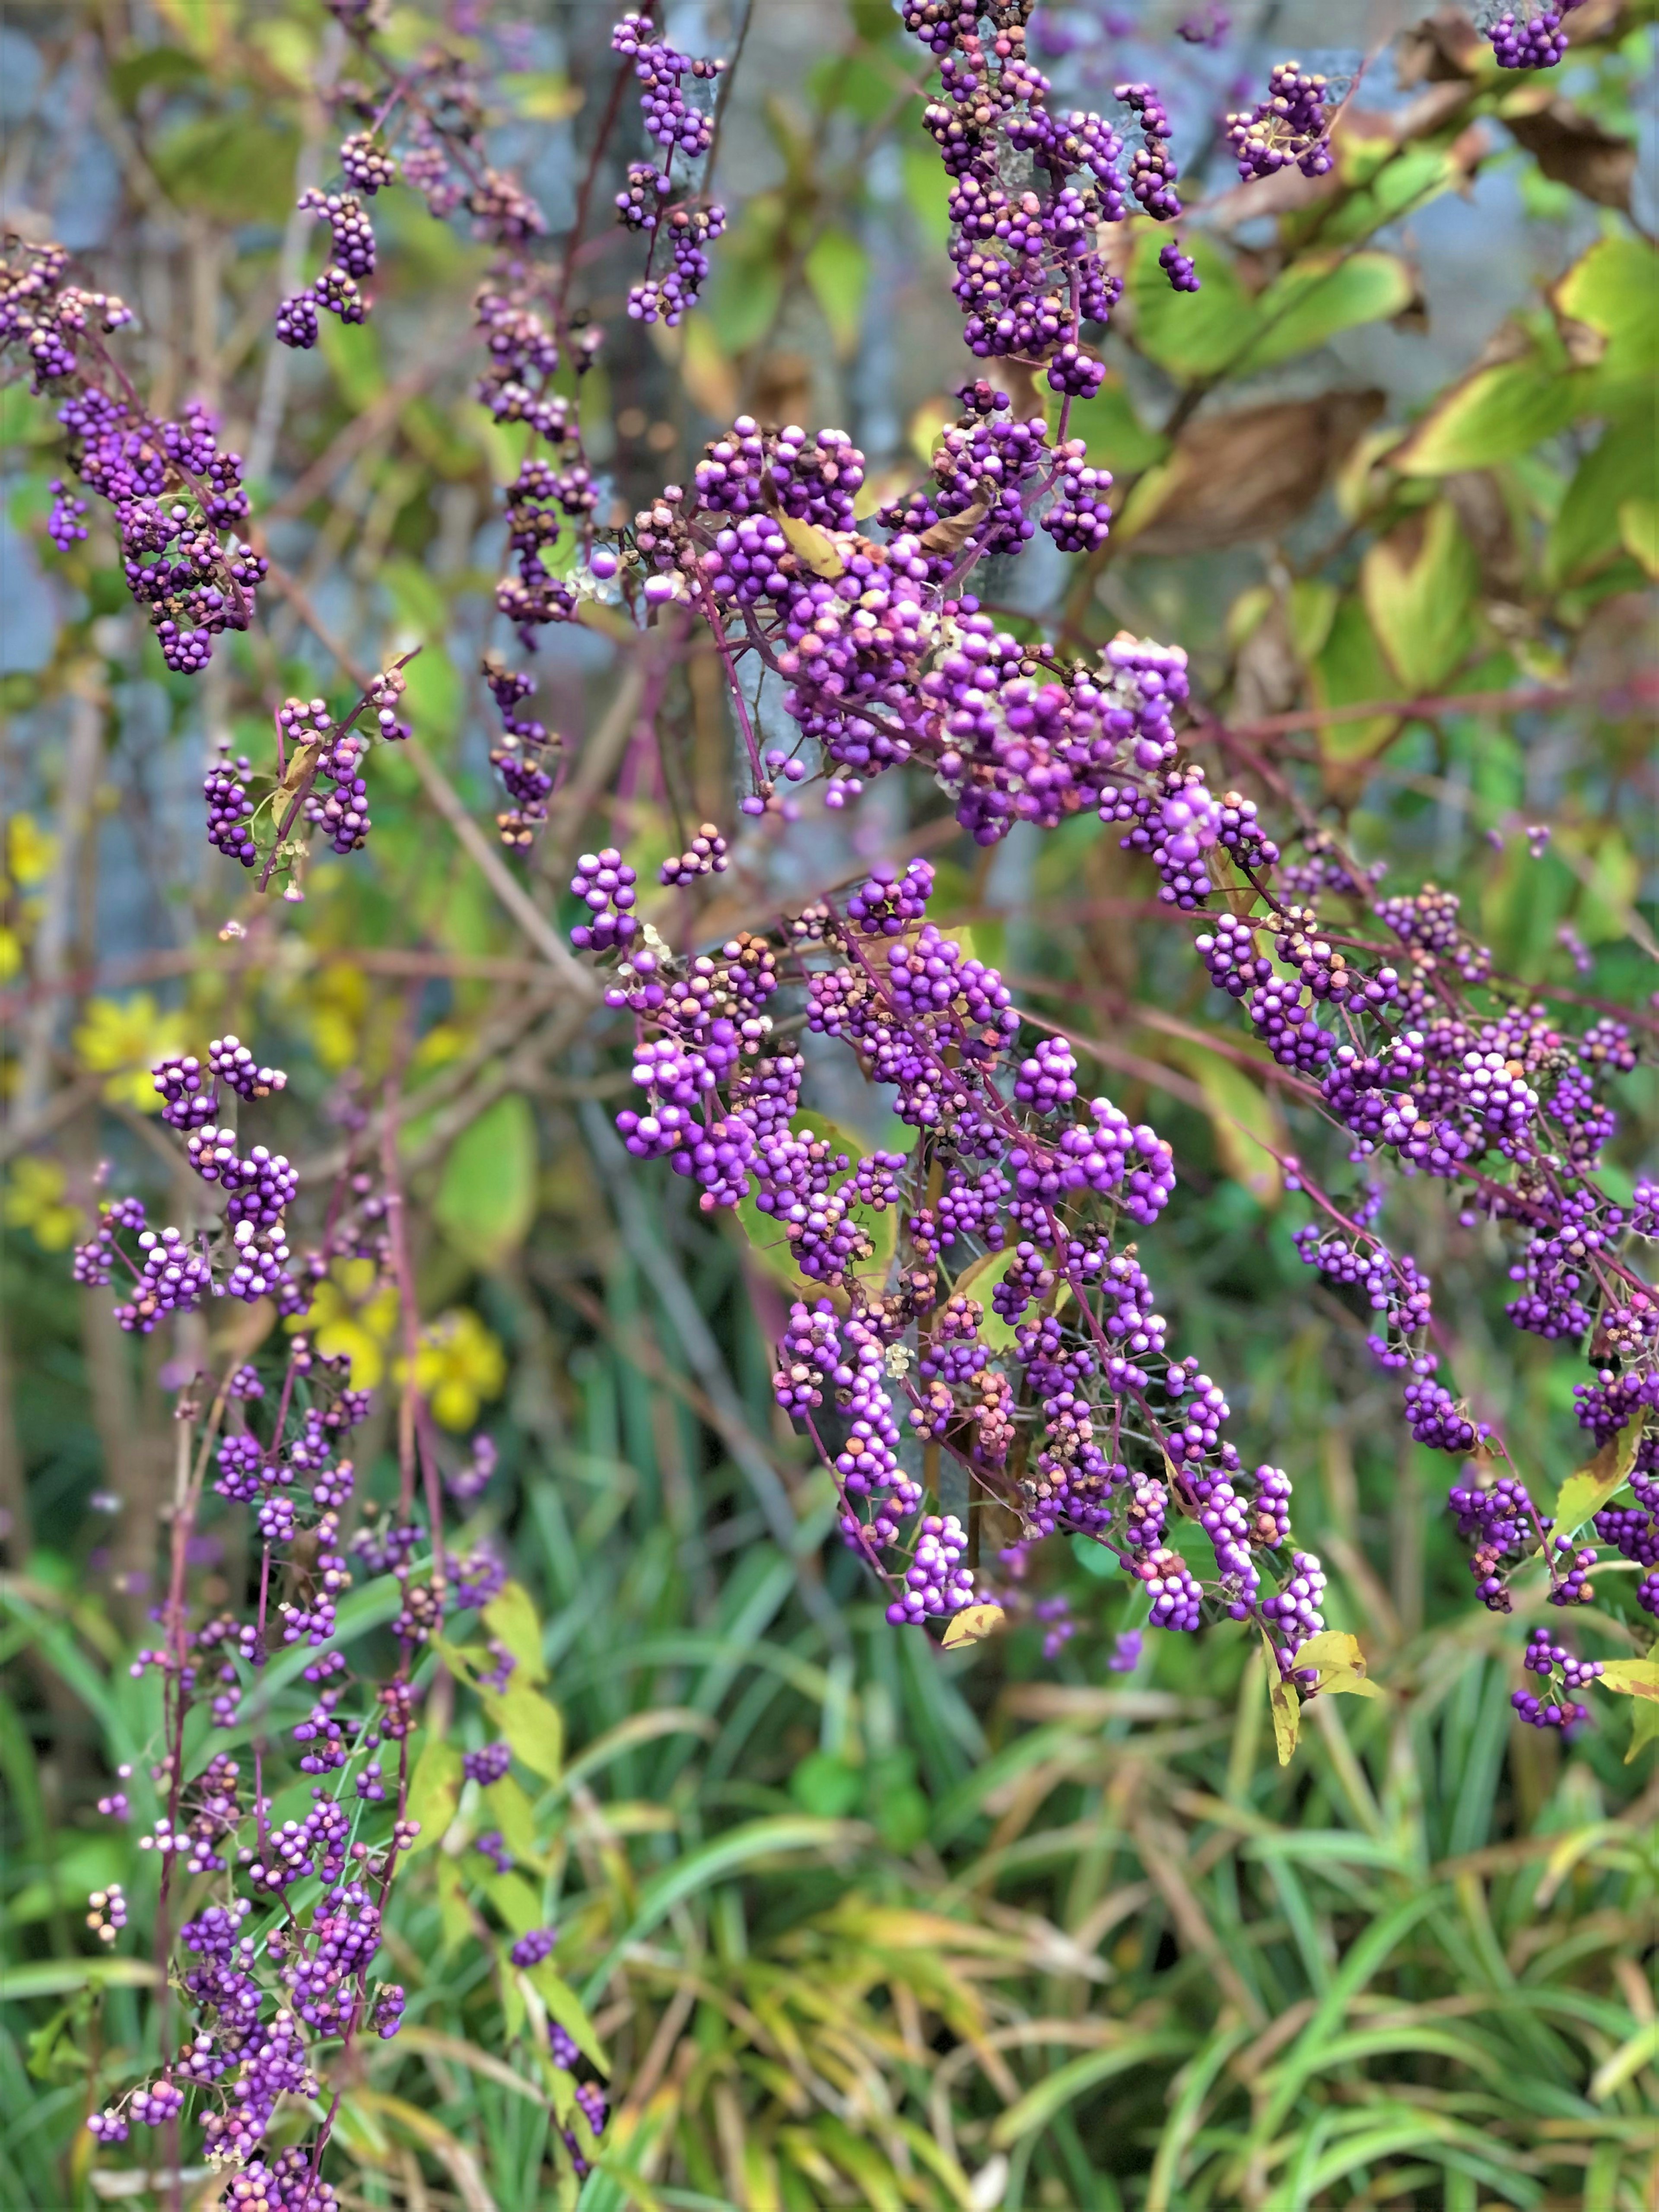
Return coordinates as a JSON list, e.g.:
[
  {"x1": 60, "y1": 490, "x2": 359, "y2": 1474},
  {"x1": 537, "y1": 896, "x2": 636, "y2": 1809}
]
[
  {"x1": 1, "y1": 238, "x2": 265, "y2": 672},
  {"x1": 562, "y1": 383, "x2": 1655, "y2": 1712}
]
